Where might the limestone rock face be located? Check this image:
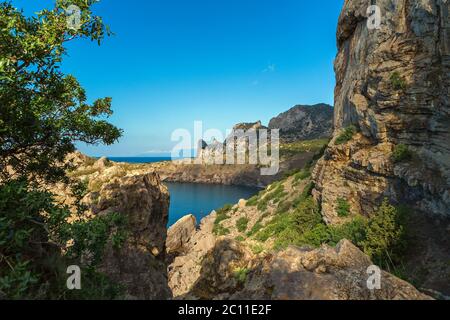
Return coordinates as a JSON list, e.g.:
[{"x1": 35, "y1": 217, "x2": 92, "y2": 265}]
[
  {"x1": 168, "y1": 213, "x2": 217, "y2": 297},
  {"x1": 268, "y1": 104, "x2": 334, "y2": 142},
  {"x1": 313, "y1": 0, "x2": 450, "y2": 220},
  {"x1": 166, "y1": 214, "x2": 197, "y2": 255},
  {"x1": 188, "y1": 239, "x2": 430, "y2": 300},
  {"x1": 93, "y1": 173, "x2": 172, "y2": 299}
]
